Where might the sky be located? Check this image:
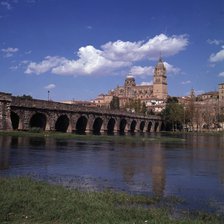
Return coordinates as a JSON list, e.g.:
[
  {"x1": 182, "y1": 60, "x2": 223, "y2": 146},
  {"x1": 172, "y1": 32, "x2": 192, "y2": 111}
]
[{"x1": 0, "y1": 0, "x2": 224, "y2": 101}]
